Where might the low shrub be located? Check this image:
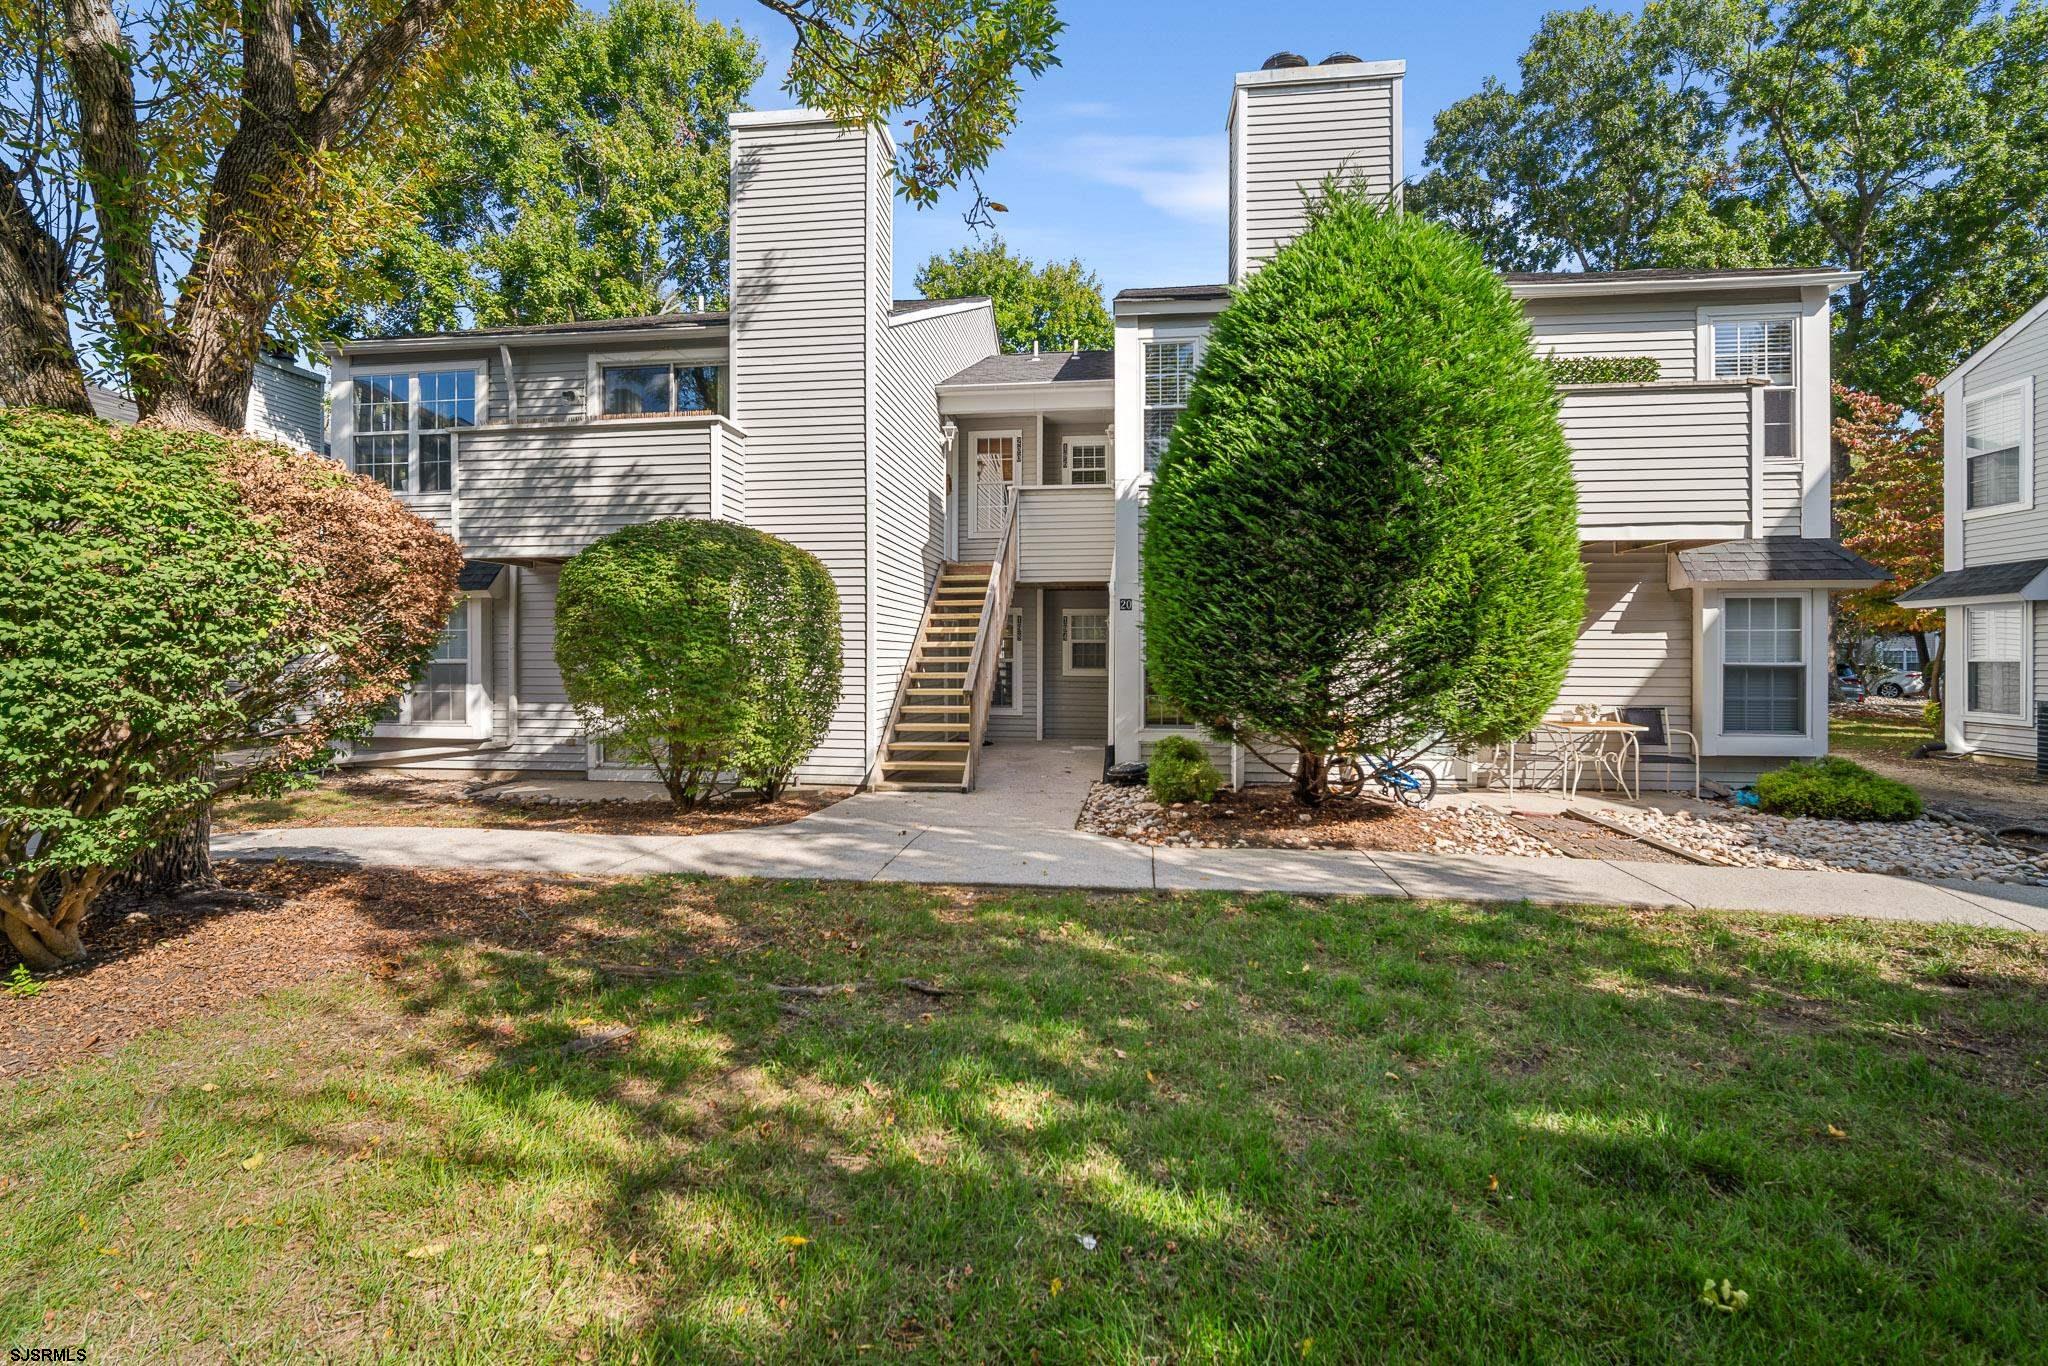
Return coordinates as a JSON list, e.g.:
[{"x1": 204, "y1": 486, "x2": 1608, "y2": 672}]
[
  {"x1": 1542, "y1": 354, "x2": 1660, "y2": 385},
  {"x1": 1149, "y1": 735, "x2": 1222, "y2": 805},
  {"x1": 1752, "y1": 756, "x2": 1922, "y2": 822},
  {"x1": 1924, "y1": 700, "x2": 1943, "y2": 735}
]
